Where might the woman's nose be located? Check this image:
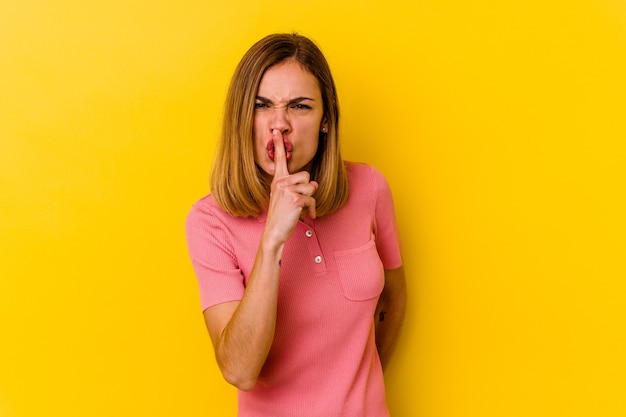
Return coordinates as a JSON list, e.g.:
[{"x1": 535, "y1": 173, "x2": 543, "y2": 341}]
[{"x1": 269, "y1": 106, "x2": 291, "y2": 133}]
